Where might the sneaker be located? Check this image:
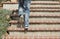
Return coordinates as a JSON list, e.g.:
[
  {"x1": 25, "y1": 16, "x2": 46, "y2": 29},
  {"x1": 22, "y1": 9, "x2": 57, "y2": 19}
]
[
  {"x1": 25, "y1": 28, "x2": 28, "y2": 31},
  {"x1": 24, "y1": 27, "x2": 28, "y2": 32},
  {"x1": 24, "y1": 28, "x2": 28, "y2": 32}
]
